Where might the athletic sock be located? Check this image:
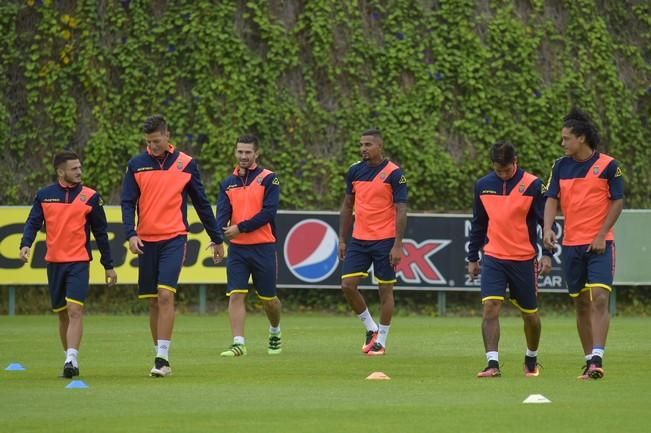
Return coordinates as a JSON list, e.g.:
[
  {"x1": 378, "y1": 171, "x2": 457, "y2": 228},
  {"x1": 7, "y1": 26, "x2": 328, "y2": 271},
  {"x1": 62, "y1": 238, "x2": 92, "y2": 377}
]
[
  {"x1": 233, "y1": 336, "x2": 245, "y2": 345},
  {"x1": 156, "y1": 339, "x2": 171, "y2": 360},
  {"x1": 592, "y1": 346, "x2": 605, "y2": 359},
  {"x1": 65, "y1": 348, "x2": 79, "y2": 368},
  {"x1": 376, "y1": 324, "x2": 390, "y2": 347},
  {"x1": 486, "y1": 351, "x2": 499, "y2": 363},
  {"x1": 269, "y1": 326, "x2": 281, "y2": 335},
  {"x1": 357, "y1": 308, "x2": 379, "y2": 332},
  {"x1": 526, "y1": 349, "x2": 538, "y2": 358}
]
